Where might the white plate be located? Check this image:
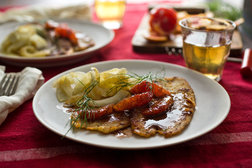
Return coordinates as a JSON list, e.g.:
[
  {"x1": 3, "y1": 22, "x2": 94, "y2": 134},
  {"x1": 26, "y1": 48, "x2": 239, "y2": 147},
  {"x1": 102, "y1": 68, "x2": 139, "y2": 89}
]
[
  {"x1": 33, "y1": 60, "x2": 231, "y2": 149},
  {"x1": 0, "y1": 19, "x2": 114, "y2": 67}
]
